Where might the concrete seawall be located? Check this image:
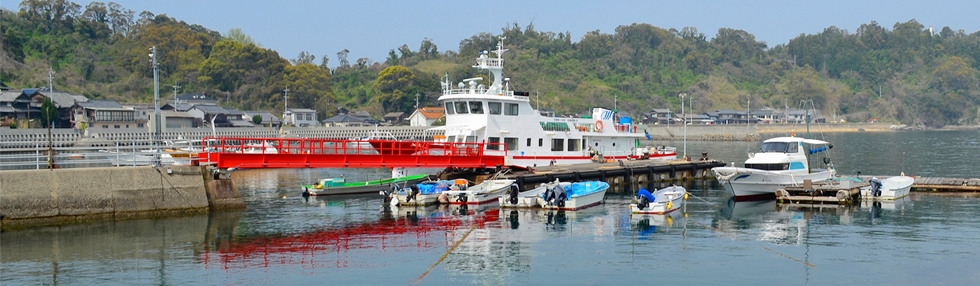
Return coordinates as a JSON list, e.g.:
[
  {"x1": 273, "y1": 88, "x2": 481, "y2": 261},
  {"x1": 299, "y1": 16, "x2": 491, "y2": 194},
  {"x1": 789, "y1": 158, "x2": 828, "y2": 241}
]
[
  {"x1": 642, "y1": 123, "x2": 896, "y2": 141},
  {"x1": 0, "y1": 165, "x2": 240, "y2": 229}
]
